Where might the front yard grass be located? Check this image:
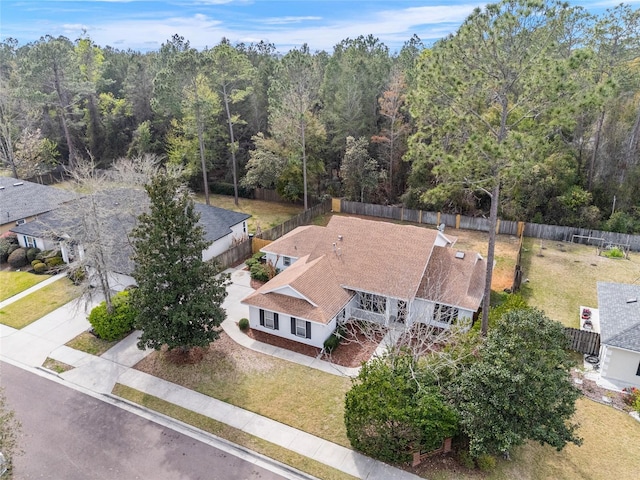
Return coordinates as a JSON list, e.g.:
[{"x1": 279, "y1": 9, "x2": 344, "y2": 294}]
[
  {"x1": 113, "y1": 384, "x2": 358, "y2": 480},
  {"x1": 134, "y1": 333, "x2": 352, "y2": 447},
  {"x1": 66, "y1": 331, "x2": 118, "y2": 356},
  {"x1": 0, "y1": 271, "x2": 51, "y2": 302},
  {"x1": 194, "y1": 193, "x2": 303, "y2": 233},
  {"x1": 519, "y1": 238, "x2": 640, "y2": 327},
  {"x1": 0, "y1": 278, "x2": 81, "y2": 329}
]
